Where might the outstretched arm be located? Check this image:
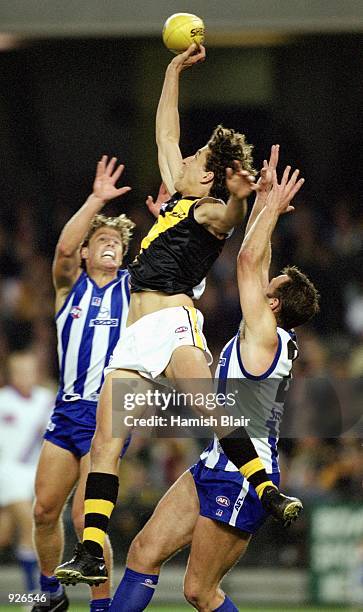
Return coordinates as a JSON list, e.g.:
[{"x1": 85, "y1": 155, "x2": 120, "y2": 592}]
[
  {"x1": 156, "y1": 44, "x2": 205, "y2": 194},
  {"x1": 245, "y1": 144, "x2": 281, "y2": 288},
  {"x1": 52, "y1": 156, "x2": 131, "y2": 293},
  {"x1": 238, "y1": 166, "x2": 304, "y2": 349},
  {"x1": 245, "y1": 144, "x2": 280, "y2": 235}
]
